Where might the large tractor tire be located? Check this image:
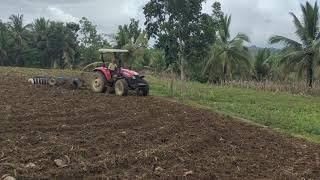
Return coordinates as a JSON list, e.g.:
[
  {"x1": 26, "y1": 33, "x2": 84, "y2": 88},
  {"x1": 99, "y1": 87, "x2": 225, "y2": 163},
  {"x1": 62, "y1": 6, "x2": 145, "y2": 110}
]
[
  {"x1": 136, "y1": 87, "x2": 149, "y2": 96},
  {"x1": 136, "y1": 79, "x2": 149, "y2": 96},
  {"x1": 142, "y1": 86, "x2": 149, "y2": 96},
  {"x1": 91, "y1": 72, "x2": 106, "y2": 93},
  {"x1": 115, "y1": 79, "x2": 128, "y2": 96},
  {"x1": 136, "y1": 86, "x2": 149, "y2": 96}
]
